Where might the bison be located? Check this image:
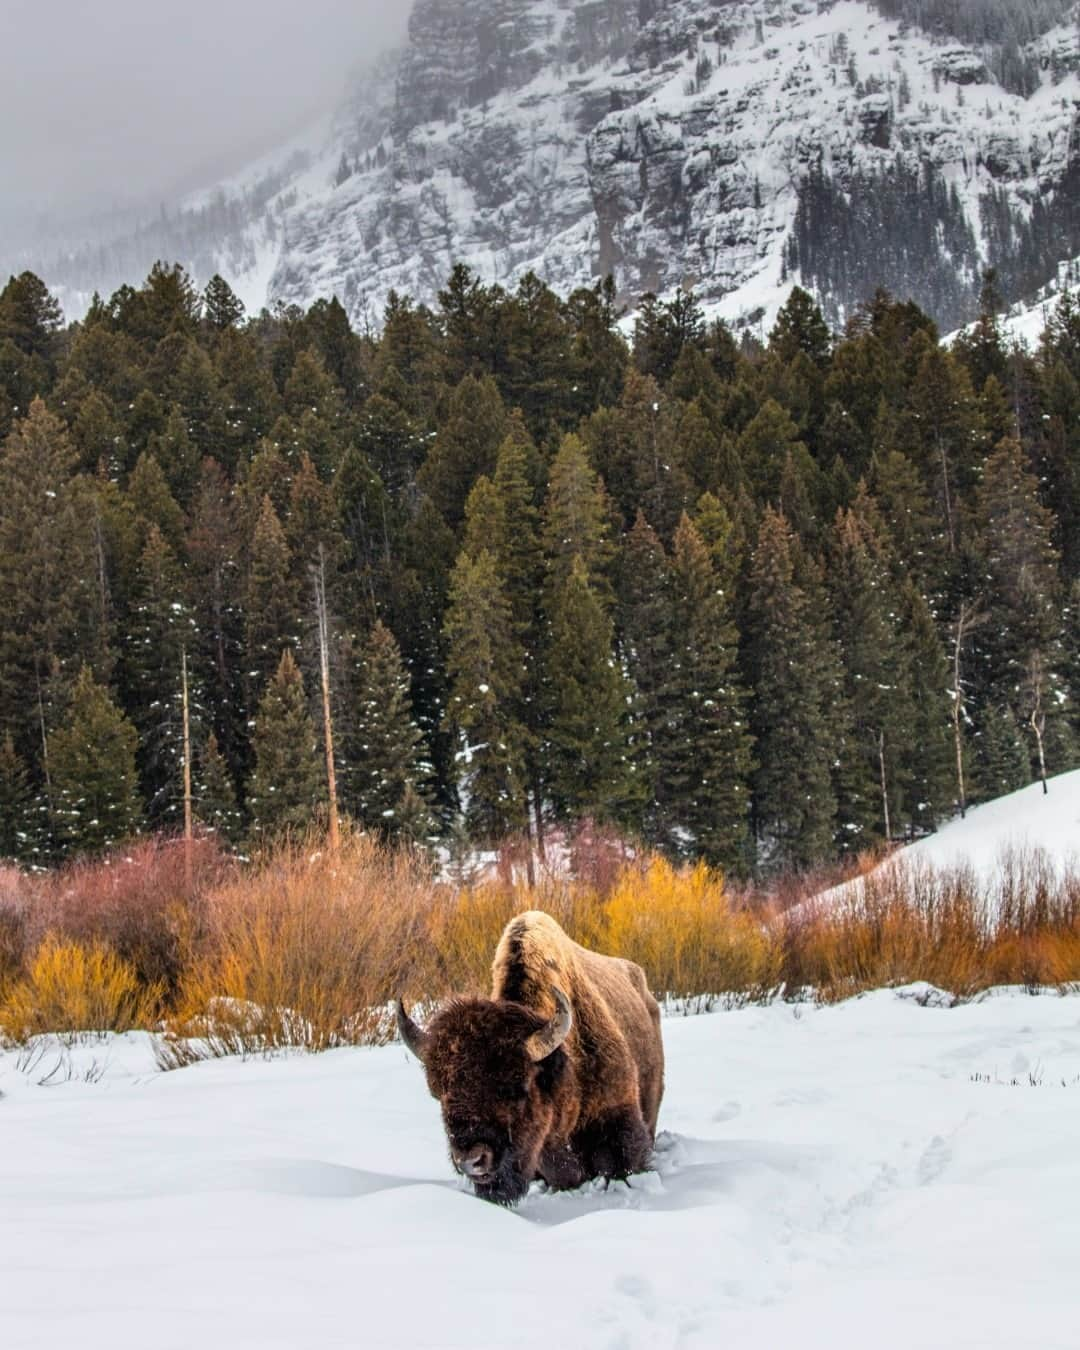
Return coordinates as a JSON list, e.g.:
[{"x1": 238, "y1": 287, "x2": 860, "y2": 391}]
[{"x1": 396, "y1": 910, "x2": 664, "y2": 1205}]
